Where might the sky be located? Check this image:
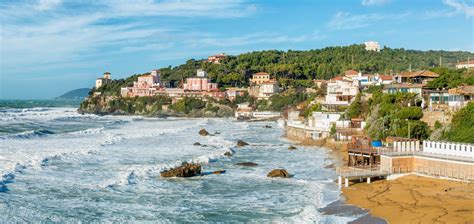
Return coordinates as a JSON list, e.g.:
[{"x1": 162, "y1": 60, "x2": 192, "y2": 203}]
[{"x1": 0, "y1": 0, "x2": 473, "y2": 99}]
